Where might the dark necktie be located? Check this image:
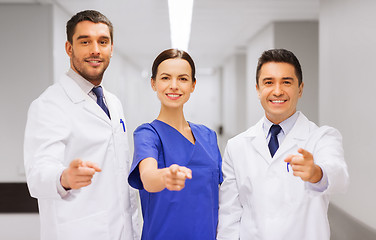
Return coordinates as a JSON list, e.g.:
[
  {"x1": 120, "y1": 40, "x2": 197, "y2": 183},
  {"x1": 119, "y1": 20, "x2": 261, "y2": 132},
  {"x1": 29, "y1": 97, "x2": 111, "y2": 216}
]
[
  {"x1": 92, "y1": 86, "x2": 110, "y2": 118},
  {"x1": 268, "y1": 124, "x2": 282, "y2": 157}
]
